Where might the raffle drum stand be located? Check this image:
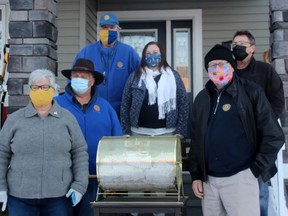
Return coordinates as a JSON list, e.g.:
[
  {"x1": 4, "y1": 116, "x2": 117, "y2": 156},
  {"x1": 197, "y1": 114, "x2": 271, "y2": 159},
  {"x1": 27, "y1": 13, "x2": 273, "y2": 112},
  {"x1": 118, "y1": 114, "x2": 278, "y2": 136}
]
[{"x1": 91, "y1": 136, "x2": 185, "y2": 216}]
